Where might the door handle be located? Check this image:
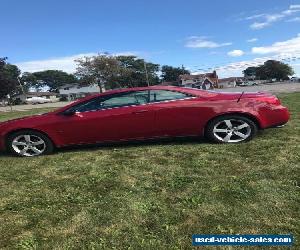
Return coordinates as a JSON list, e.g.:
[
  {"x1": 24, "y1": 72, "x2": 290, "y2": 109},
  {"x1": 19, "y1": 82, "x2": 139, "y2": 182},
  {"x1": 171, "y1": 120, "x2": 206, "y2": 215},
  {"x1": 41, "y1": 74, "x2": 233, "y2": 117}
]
[{"x1": 132, "y1": 110, "x2": 148, "y2": 114}]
